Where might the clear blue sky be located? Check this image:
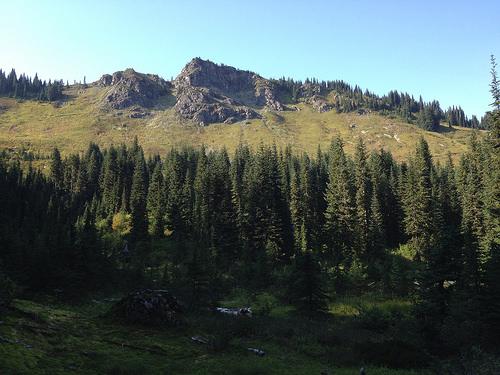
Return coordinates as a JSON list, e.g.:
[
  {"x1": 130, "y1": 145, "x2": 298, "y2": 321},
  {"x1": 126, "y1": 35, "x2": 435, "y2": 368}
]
[{"x1": 1, "y1": 0, "x2": 499, "y2": 117}]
